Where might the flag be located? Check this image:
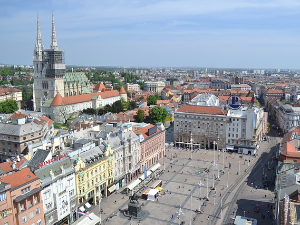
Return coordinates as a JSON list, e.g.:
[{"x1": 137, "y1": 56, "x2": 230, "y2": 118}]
[
  {"x1": 77, "y1": 212, "x2": 93, "y2": 220},
  {"x1": 144, "y1": 165, "x2": 147, "y2": 179}
]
